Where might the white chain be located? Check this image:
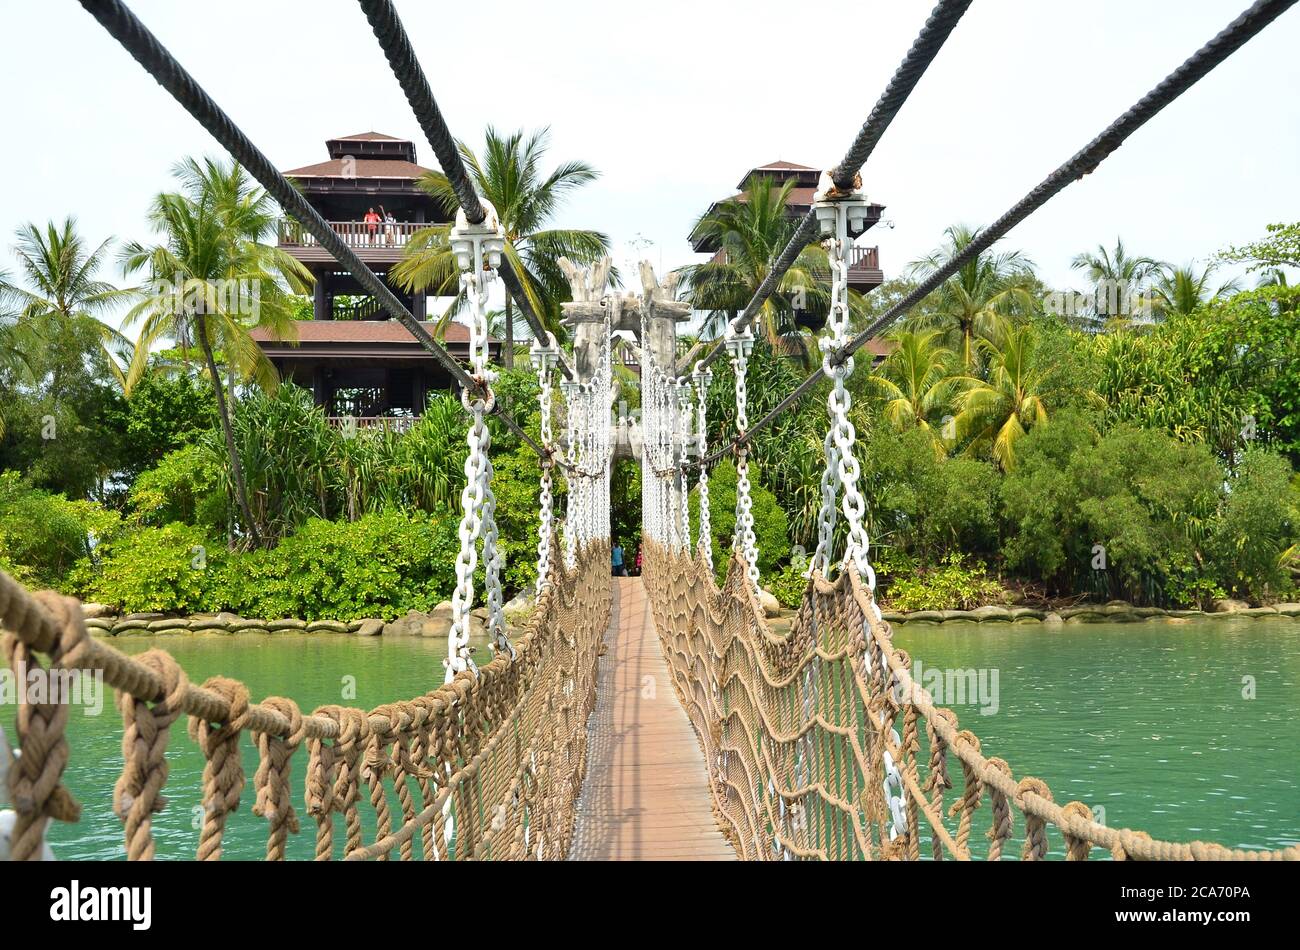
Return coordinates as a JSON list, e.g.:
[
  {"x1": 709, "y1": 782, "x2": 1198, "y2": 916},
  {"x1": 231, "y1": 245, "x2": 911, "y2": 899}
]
[
  {"x1": 813, "y1": 186, "x2": 880, "y2": 621},
  {"x1": 725, "y1": 318, "x2": 759, "y2": 588},
  {"x1": 692, "y1": 366, "x2": 713, "y2": 570},
  {"x1": 531, "y1": 333, "x2": 559, "y2": 591},
  {"x1": 446, "y1": 202, "x2": 509, "y2": 680}
]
